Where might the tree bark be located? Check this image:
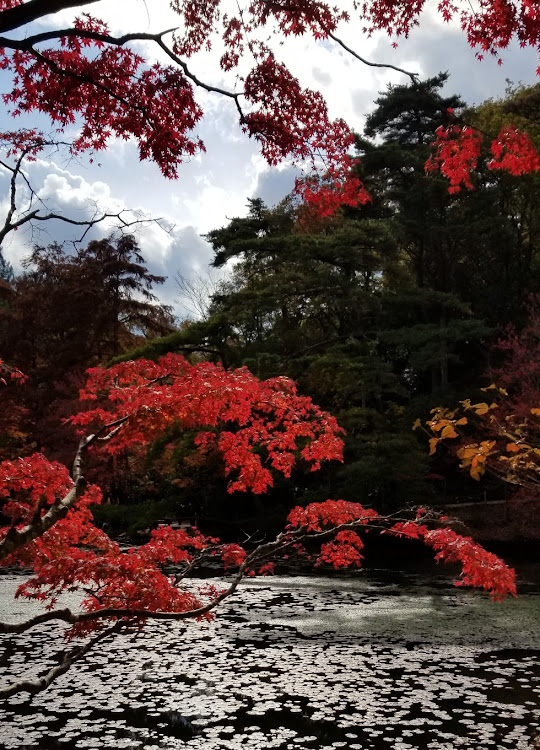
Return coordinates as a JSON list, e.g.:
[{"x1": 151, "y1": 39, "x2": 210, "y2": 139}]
[{"x1": 0, "y1": 0, "x2": 100, "y2": 34}]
